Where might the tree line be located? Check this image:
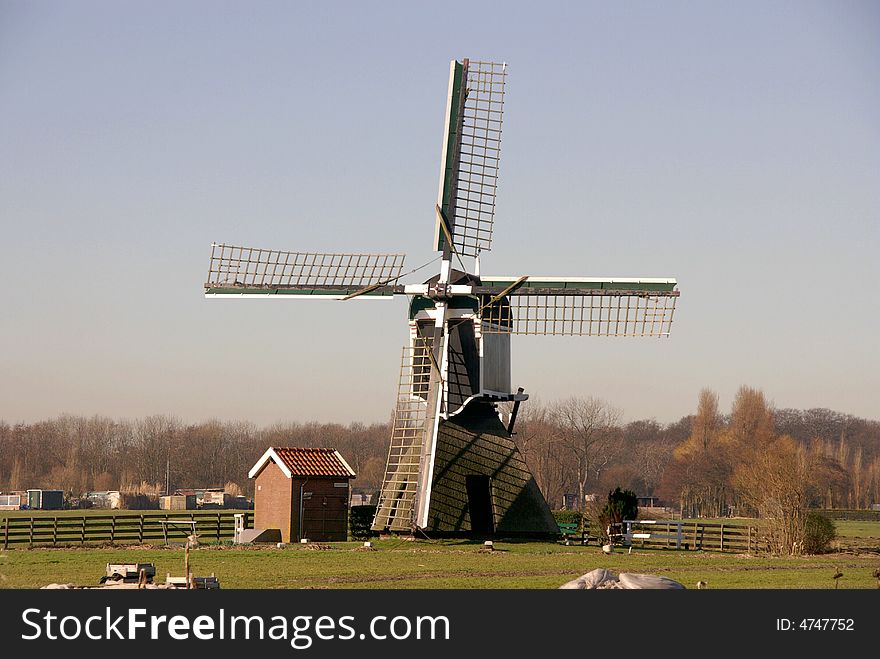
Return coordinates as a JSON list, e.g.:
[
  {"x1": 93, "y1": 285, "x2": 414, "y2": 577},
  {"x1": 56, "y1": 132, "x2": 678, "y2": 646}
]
[
  {"x1": 512, "y1": 388, "x2": 879, "y2": 519},
  {"x1": 0, "y1": 416, "x2": 388, "y2": 499},
  {"x1": 1, "y1": 387, "x2": 878, "y2": 525}
]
